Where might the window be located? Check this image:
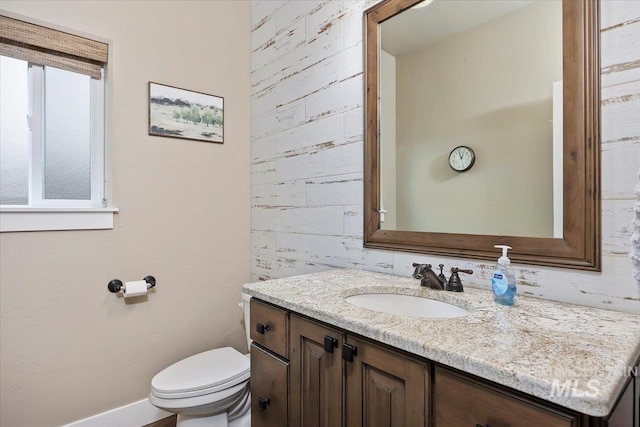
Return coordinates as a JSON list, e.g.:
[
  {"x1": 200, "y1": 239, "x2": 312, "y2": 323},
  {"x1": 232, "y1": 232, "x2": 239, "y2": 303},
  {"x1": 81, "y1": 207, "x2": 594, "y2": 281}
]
[{"x1": 0, "y1": 14, "x2": 115, "y2": 231}]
